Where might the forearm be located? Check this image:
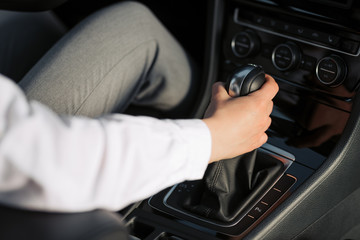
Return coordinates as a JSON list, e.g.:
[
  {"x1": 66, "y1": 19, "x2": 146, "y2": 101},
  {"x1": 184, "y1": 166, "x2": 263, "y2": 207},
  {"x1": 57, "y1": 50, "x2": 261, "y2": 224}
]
[
  {"x1": 0, "y1": 75, "x2": 211, "y2": 212},
  {"x1": 96, "y1": 115, "x2": 211, "y2": 211}
]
